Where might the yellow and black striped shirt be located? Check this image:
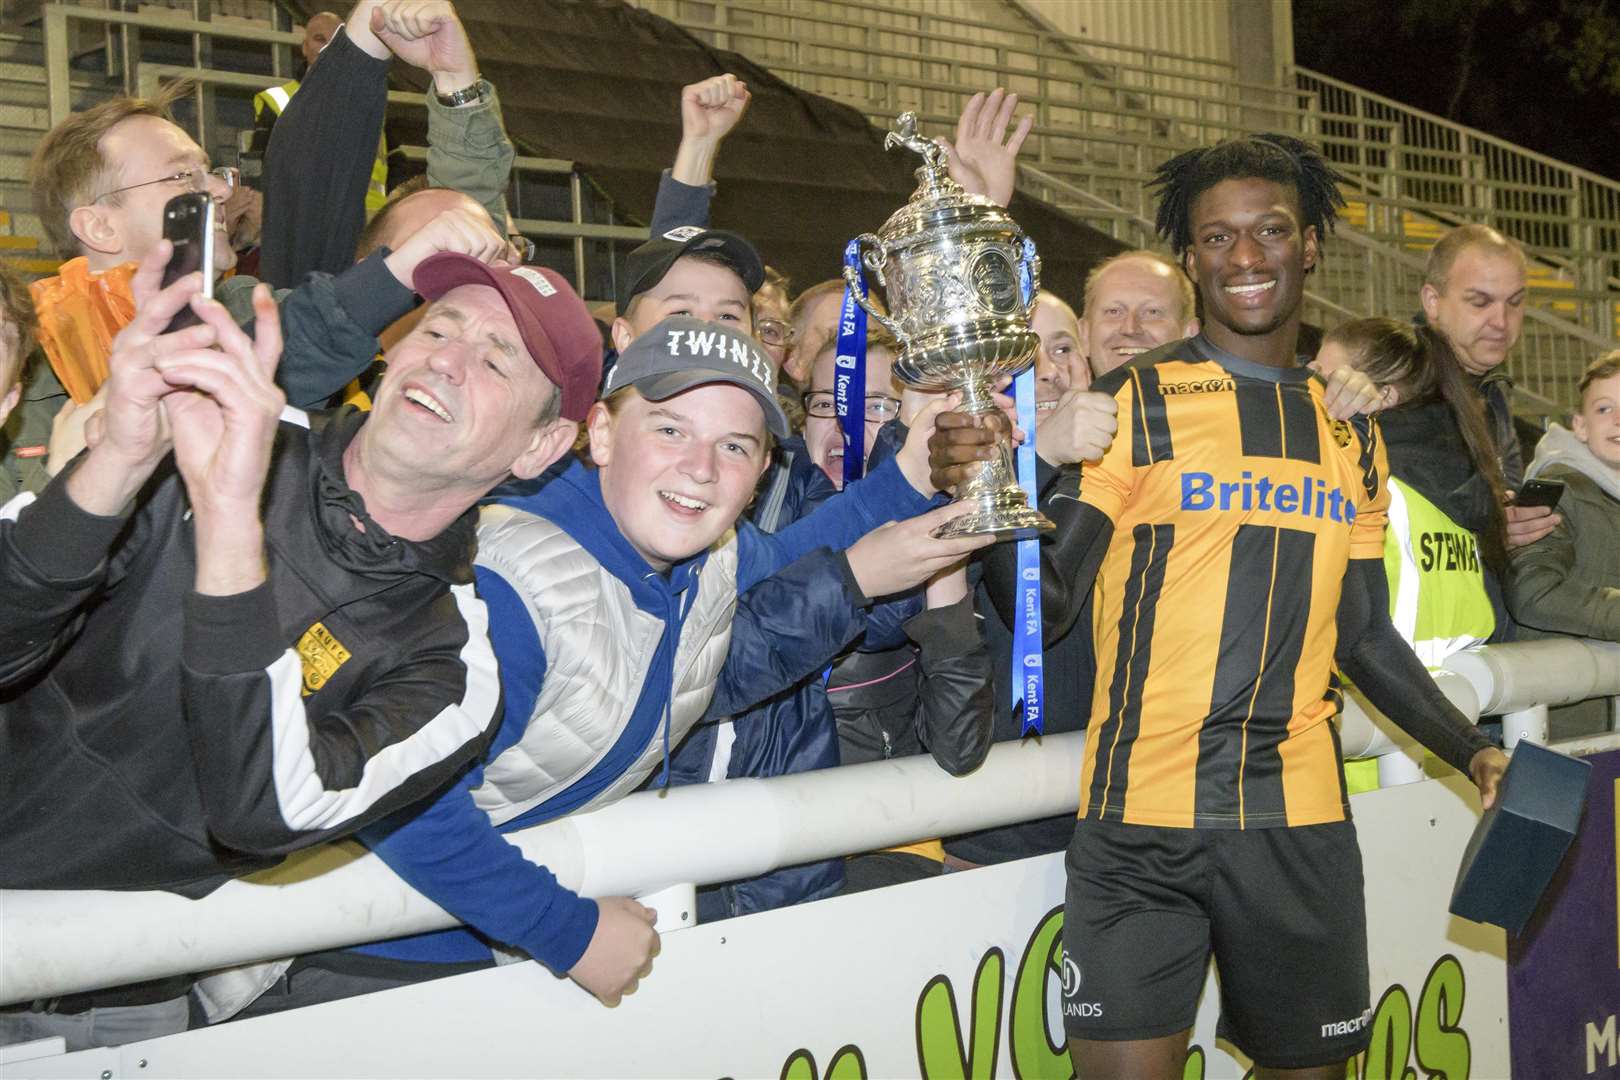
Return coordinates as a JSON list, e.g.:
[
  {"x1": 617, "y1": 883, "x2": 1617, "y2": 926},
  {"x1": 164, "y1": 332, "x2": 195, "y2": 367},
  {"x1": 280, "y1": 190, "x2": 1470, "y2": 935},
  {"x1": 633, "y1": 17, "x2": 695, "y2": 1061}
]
[{"x1": 1077, "y1": 337, "x2": 1389, "y2": 829}]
